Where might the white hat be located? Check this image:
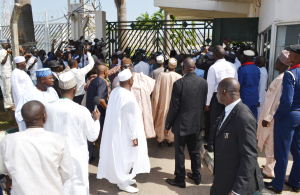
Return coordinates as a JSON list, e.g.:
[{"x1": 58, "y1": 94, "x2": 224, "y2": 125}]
[
  {"x1": 243, "y1": 50, "x2": 255, "y2": 57},
  {"x1": 118, "y1": 69, "x2": 132, "y2": 82},
  {"x1": 14, "y1": 56, "x2": 25, "y2": 63},
  {"x1": 59, "y1": 72, "x2": 77, "y2": 90},
  {"x1": 156, "y1": 55, "x2": 164, "y2": 64},
  {"x1": 168, "y1": 58, "x2": 177, "y2": 69},
  {"x1": 117, "y1": 51, "x2": 123, "y2": 55}
]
